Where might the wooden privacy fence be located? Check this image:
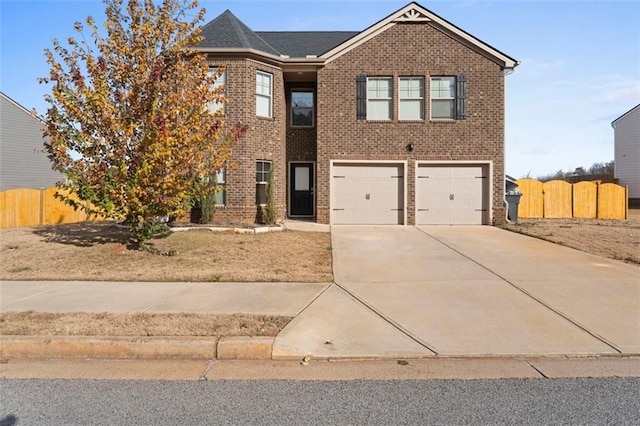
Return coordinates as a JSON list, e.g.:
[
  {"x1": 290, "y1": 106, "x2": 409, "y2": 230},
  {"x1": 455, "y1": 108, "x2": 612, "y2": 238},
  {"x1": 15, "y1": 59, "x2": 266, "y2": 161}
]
[
  {"x1": 0, "y1": 187, "x2": 100, "y2": 229},
  {"x1": 514, "y1": 179, "x2": 628, "y2": 220}
]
